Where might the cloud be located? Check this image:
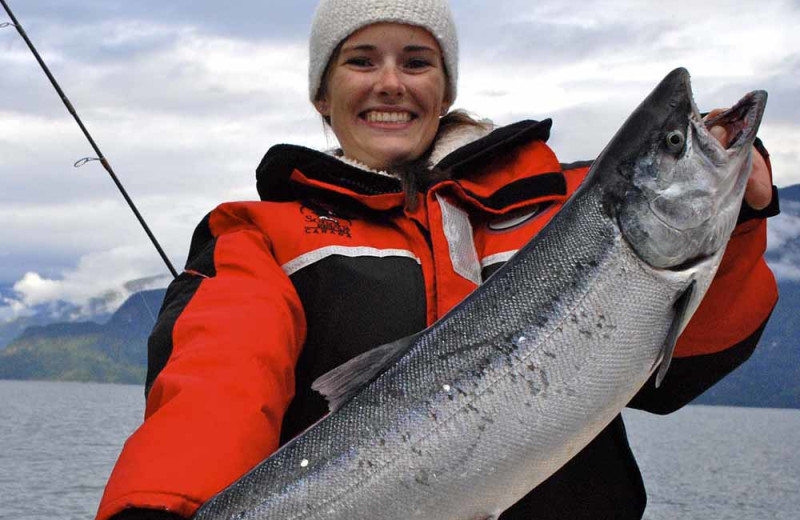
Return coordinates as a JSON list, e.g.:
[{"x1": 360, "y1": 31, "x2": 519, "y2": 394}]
[
  {"x1": 754, "y1": 124, "x2": 800, "y2": 188},
  {"x1": 9, "y1": 245, "x2": 172, "y2": 318},
  {"x1": 766, "y1": 203, "x2": 800, "y2": 281},
  {"x1": 767, "y1": 205, "x2": 800, "y2": 250},
  {"x1": 0, "y1": 24, "x2": 324, "y2": 206},
  {"x1": 0, "y1": 294, "x2": 32, "y2": 324},
  {"x1": 768, "y1": 260, "x2": 800, "y2": 281},
  {"x1": 2, "y1": 0, "x2": 799, "y2": 307}
]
